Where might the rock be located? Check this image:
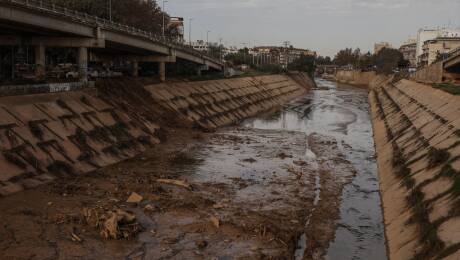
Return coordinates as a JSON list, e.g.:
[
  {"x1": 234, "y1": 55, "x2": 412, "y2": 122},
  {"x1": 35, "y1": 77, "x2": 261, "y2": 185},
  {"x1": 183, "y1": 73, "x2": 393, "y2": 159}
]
[
  {"x1": 144, "y1": 204, "x2": 154, "y2": 211},
  {"x1": 196, "y1": 240, "x2": 208, "y2": 249},
  {"x1": 242, "y1": 158, "x2": 257, "y2": 163},
  {"x1": 277, "y1": 152, "x2": 292, "y2": 159},
  {"x1": 126, "y1": 192, "x2": 143, "y2": 203},
  {"x1": 210, "y1": 216, "x2": 220, "y2": 228}
]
